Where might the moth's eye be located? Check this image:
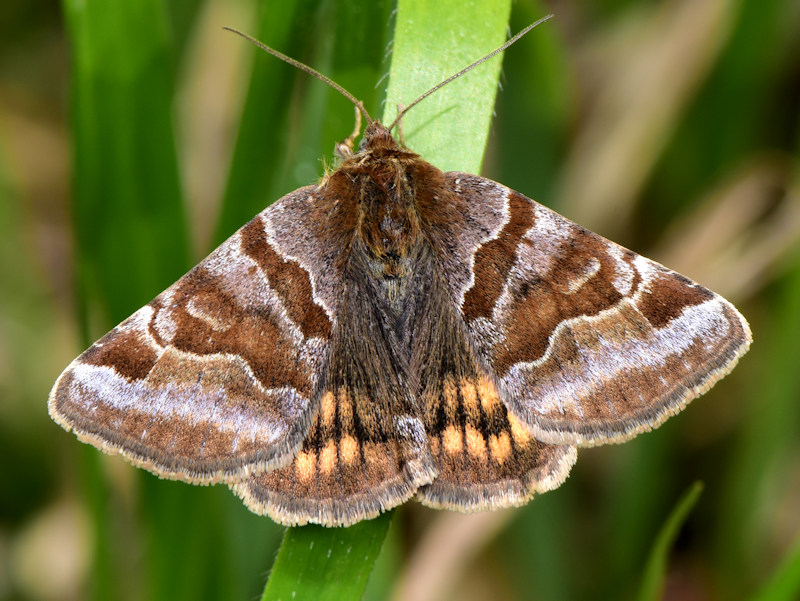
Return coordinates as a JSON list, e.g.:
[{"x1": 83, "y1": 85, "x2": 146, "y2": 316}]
[{"x1": 358, "y1": 138, "x2": 368, "y2": 152}]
